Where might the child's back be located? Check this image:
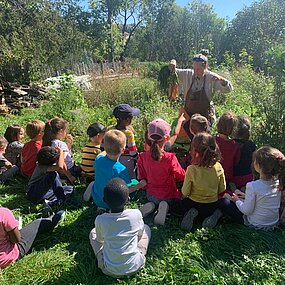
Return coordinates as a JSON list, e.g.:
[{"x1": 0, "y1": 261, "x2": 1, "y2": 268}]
[
  {"x1": 138, "y1": 150, "x2": 184, "y2": 200},
  {"x1": 216, "y1": 136, "x2": 240, "y2": 182},
  {"x1": 242, "y1": 178, "x2": 280, "y2": 227},
  {"x1": 182, "y1": 162, "x2": 225, "y2": 203},
  {"x1": 21, "y1": 120, "x2": 45, "y2": 177},
  {"x1": 90, "y1": 178, "x2": 151, "y2": 277},
  {"x1": 216, "y1": 112, "x2": 240, "y2": 183},
  {"x1": 92, "y1": 154, "x2": 130, "y2": 209},
  {"x1": 95, "y1": 208, "x2": 145, "y2": 275},
  {"x1": 91, "y1": 130, "x2": 131, "y2": 209},
  {"x1": 232, "y1": 116, "x2": 257, "y2": 188},
  {"x1": 81, "y1": 123, "x2": 105, "y2": 178}
]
